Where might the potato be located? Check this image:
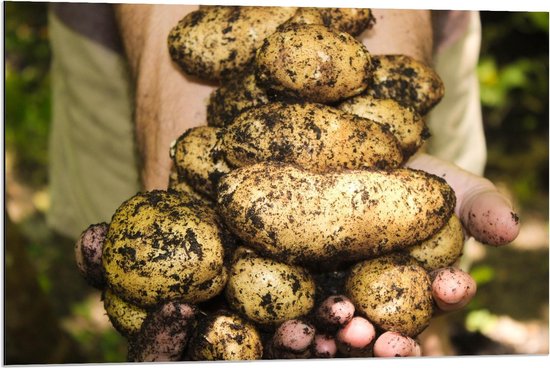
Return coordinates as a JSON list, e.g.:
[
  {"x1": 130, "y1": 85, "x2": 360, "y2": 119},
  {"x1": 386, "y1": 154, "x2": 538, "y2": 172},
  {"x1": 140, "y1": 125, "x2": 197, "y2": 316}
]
[
  {"x1": 103, "y1": 288, "x2": 148, "y2": 337},
  {"x1": 338, "y1": 95, "x2": 429, "y2": 159},
  {"x1": 168, "y1": 6, "x2": 297, "y2": 82},
  {"x1": 206, "y1": 63, "x2": 270, "y2": 127},
  {"x1": 225, "y1": 251, "x2": 316, "y2": 326},
  {"x1": 189, "y1": 310, "x2": 263, "y2": 361},
  {"x1": 318, "y1": 8, "x2": 375, "y2": 36},
  {"x1": 217, "y1": 162, "x2": 456, "y2": 266},
  {"x1": 406, "y1": 214, "x2": 464, "y2": 271},
  {"x1": 168, "y1": 167, "x2": 213, "y2": 206},
  {"x1": 345, "y1": 253, "x2": 433, "y2": 337},
  {"x1": 221, "y1": 101, "x2": 404, "y2": 171},
  {"x1": 365, "y1": 54, "x2": 445, "y2": 115},
  {"x1": 255, "y1": 23, "x2": 372, "y2": 103},
  {"x1": 102, "y1": 190, "x2": 229, "y2": 307},
  {"x1": 170, "y1": 126, "x2": 231, "y2": 199}
]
